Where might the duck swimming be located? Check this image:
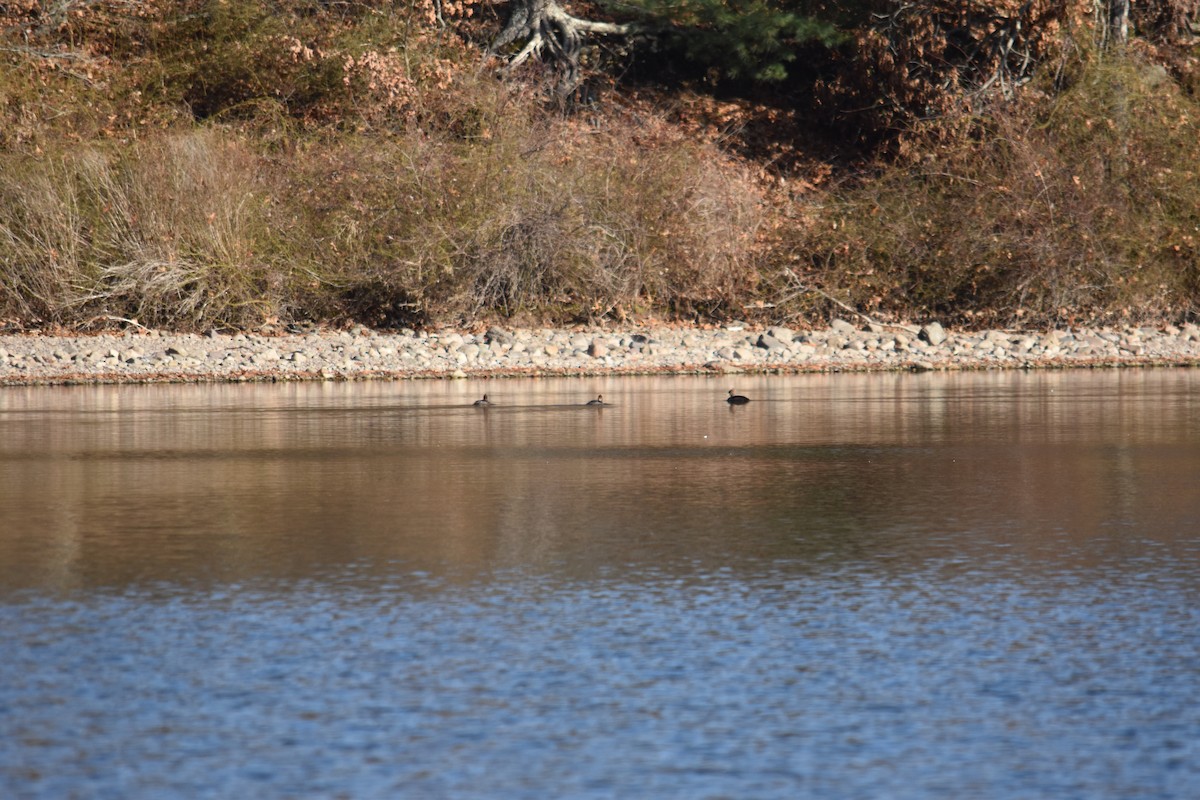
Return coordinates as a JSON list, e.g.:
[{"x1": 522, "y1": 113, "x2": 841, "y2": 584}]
[
  {"x1": 586, "y1": 394, "x2": 605, "y2": 406},
  {"x1": 726, "y1": 389, "x2": 750, "y2": 405},
  {"x1": 473, "y1": 394, "x2": 492, "y2": 407}
]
